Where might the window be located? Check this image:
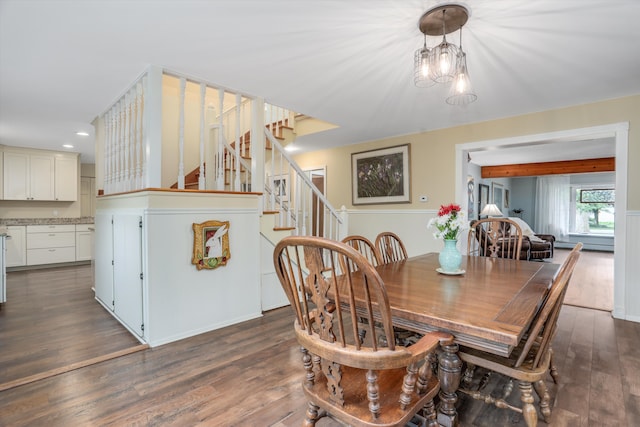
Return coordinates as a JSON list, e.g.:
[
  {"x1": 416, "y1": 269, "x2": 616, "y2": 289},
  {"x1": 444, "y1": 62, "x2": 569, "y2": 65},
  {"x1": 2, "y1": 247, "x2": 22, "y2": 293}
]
[{"x1": 570, "y1": 187, "x2": 615, "y2": 235}]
